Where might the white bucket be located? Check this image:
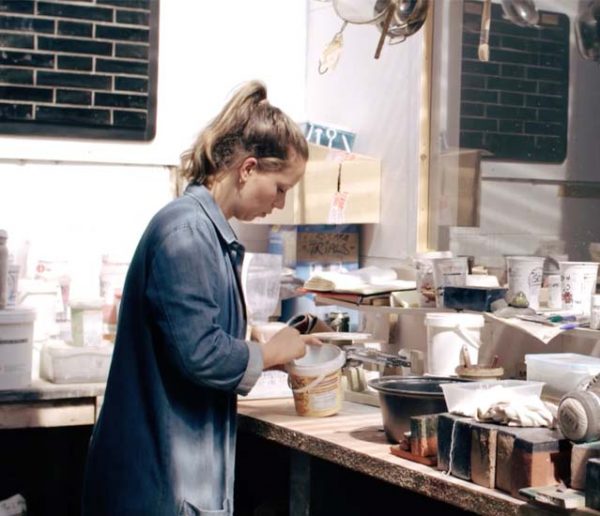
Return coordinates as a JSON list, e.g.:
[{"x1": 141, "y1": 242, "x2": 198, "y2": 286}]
[
  {"x1": 424, "y1": 313, "x2": 484, "y2": 376},
  {"x1": 0, "y1": 307, "x2": 36, "y2": 389},
  {"x1": 286, "y1": 344, "x2": 346, "y2": 417}
]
